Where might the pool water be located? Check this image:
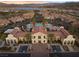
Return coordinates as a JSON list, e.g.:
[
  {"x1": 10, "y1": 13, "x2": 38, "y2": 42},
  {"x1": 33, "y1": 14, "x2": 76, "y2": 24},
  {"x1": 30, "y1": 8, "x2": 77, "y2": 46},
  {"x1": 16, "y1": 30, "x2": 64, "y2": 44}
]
[
  {"x1": 18, "y1": 45, "x2": 28, "y2": 53},
  {"x1": 52, "y1": 45, "x2": 62, "y2": 52}
]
